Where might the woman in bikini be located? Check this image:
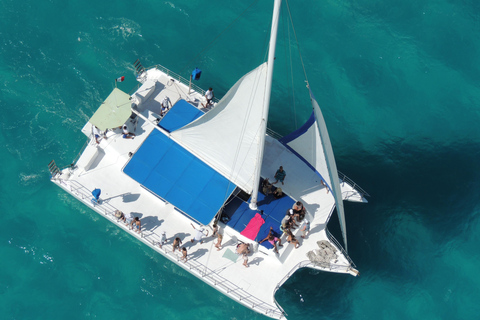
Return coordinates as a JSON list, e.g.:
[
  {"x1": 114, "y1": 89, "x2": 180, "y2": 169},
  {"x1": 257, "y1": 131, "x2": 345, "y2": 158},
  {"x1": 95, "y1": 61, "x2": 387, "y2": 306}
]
[{"x1": 259, "y1": 227, "x2": 283, "y2": 254}]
